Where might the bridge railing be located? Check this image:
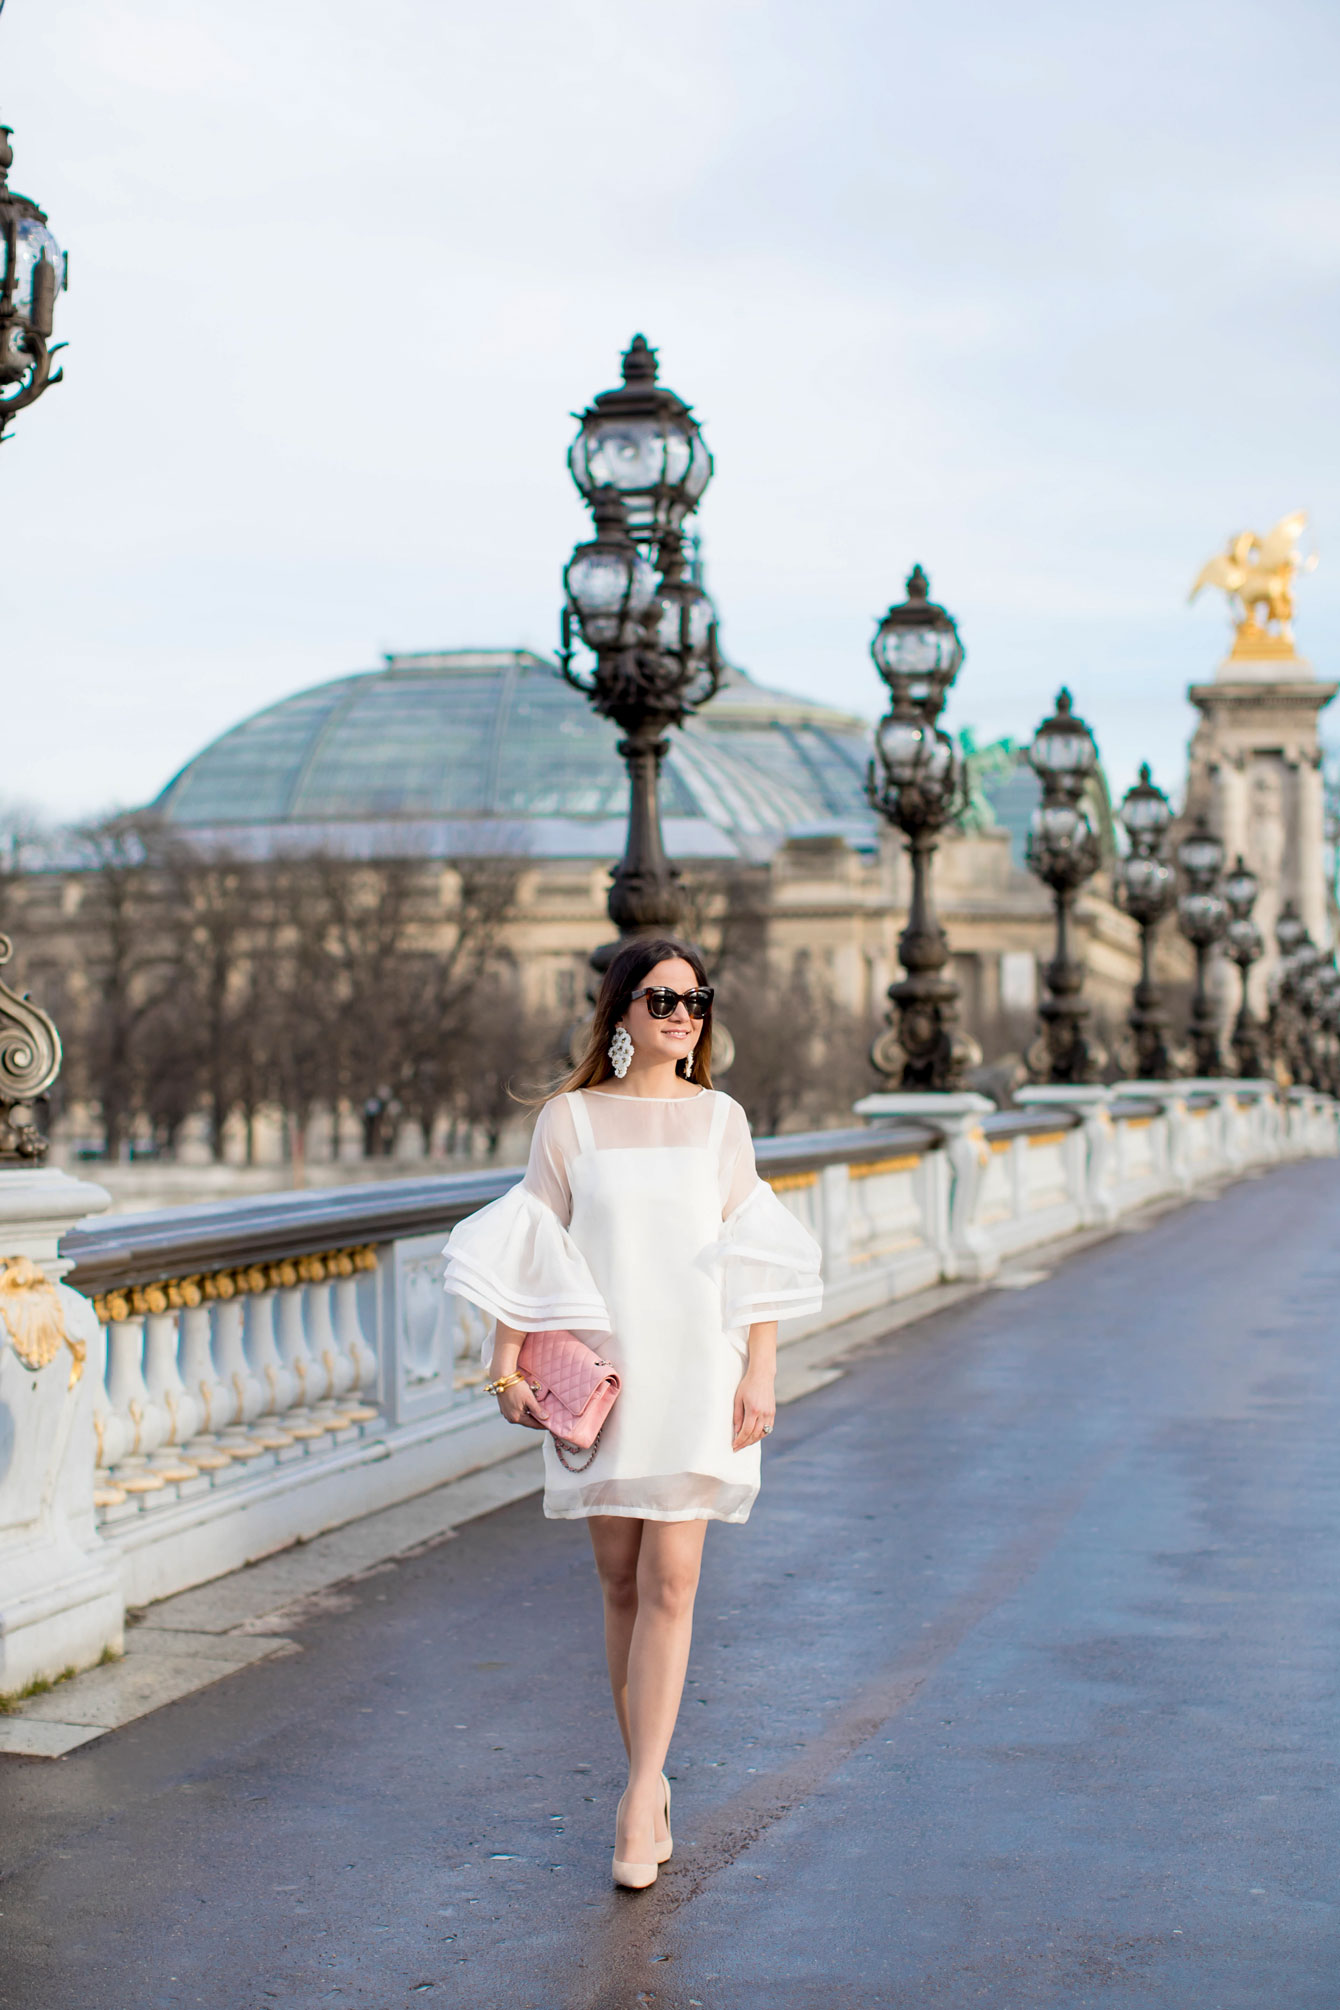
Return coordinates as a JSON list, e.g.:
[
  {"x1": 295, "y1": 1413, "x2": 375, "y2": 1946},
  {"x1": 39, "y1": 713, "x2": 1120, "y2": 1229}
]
[{"x1": 57, "y1": 1084, "x2": 1337, "y2": 1609}]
